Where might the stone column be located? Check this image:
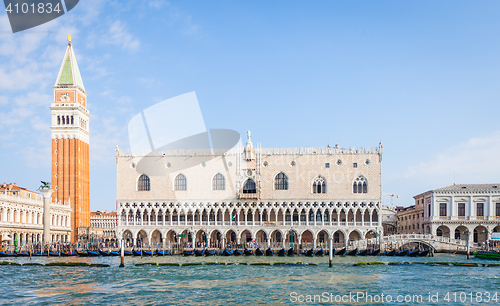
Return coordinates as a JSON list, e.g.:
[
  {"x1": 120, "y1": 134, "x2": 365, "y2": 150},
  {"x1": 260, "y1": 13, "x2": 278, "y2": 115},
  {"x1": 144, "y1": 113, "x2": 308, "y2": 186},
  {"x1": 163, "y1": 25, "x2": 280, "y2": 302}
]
[{"x1": 39, "y1": 188, "x2": 54, "y2": 245}]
